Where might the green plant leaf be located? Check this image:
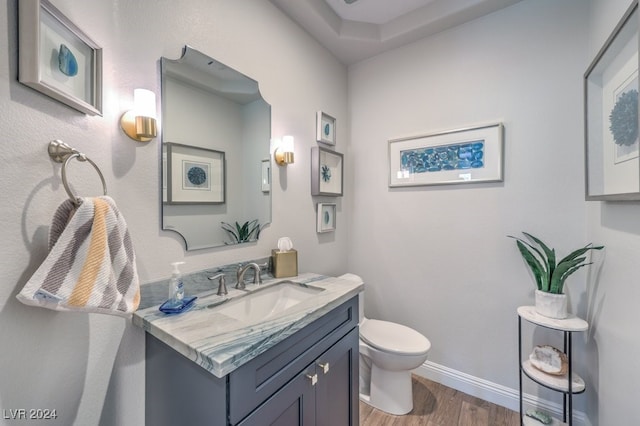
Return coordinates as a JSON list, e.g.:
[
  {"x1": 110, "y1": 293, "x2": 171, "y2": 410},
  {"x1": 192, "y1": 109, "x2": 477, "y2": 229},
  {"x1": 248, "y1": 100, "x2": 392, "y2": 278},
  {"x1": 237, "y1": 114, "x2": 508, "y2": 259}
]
[
  {"x1": 514, "y1": 240, "x2": 545, "y2": 290},
  {"x1": 245, "y1": 219, "x2": 260, "y2": 241},
  {"x1": 523, "y1": 232, "x2": 555, "y2": 285},
  {"x1": 221, "y1": 221, "x2": 240, "y2": 243},
  {"x1": 560, "y1": 262, "x2": 593, "y2": 283},
  {"x1": 557, "y1": 244, "x2": 604, "y2": 265},
  {"x1": 508, "y1": 235, "x2": 550, "y2": 291},
  {"x1": 550, "y1": 256, "x2": 586, "y2": 293}
]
